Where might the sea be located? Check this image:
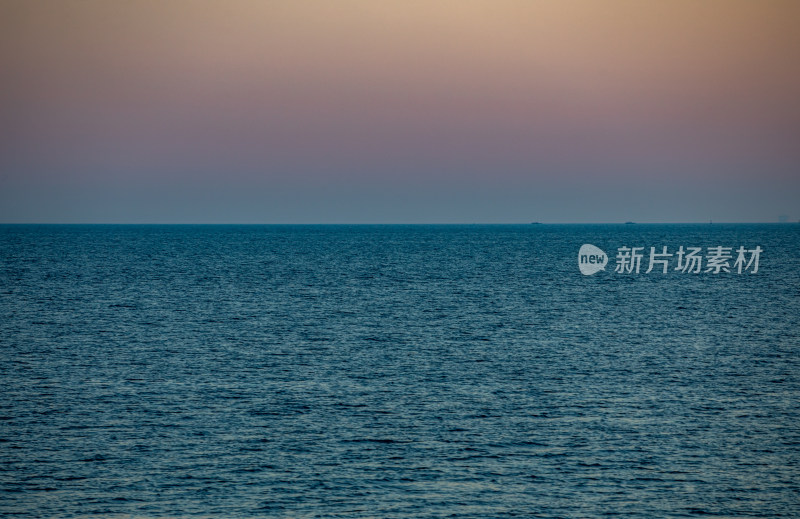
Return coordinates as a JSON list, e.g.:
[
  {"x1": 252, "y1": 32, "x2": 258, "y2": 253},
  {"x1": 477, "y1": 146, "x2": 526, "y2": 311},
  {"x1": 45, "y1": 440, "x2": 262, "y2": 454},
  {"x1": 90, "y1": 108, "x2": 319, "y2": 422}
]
[{"x1": 1, "y1": 224, "x2": 798, "y2": 518}]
